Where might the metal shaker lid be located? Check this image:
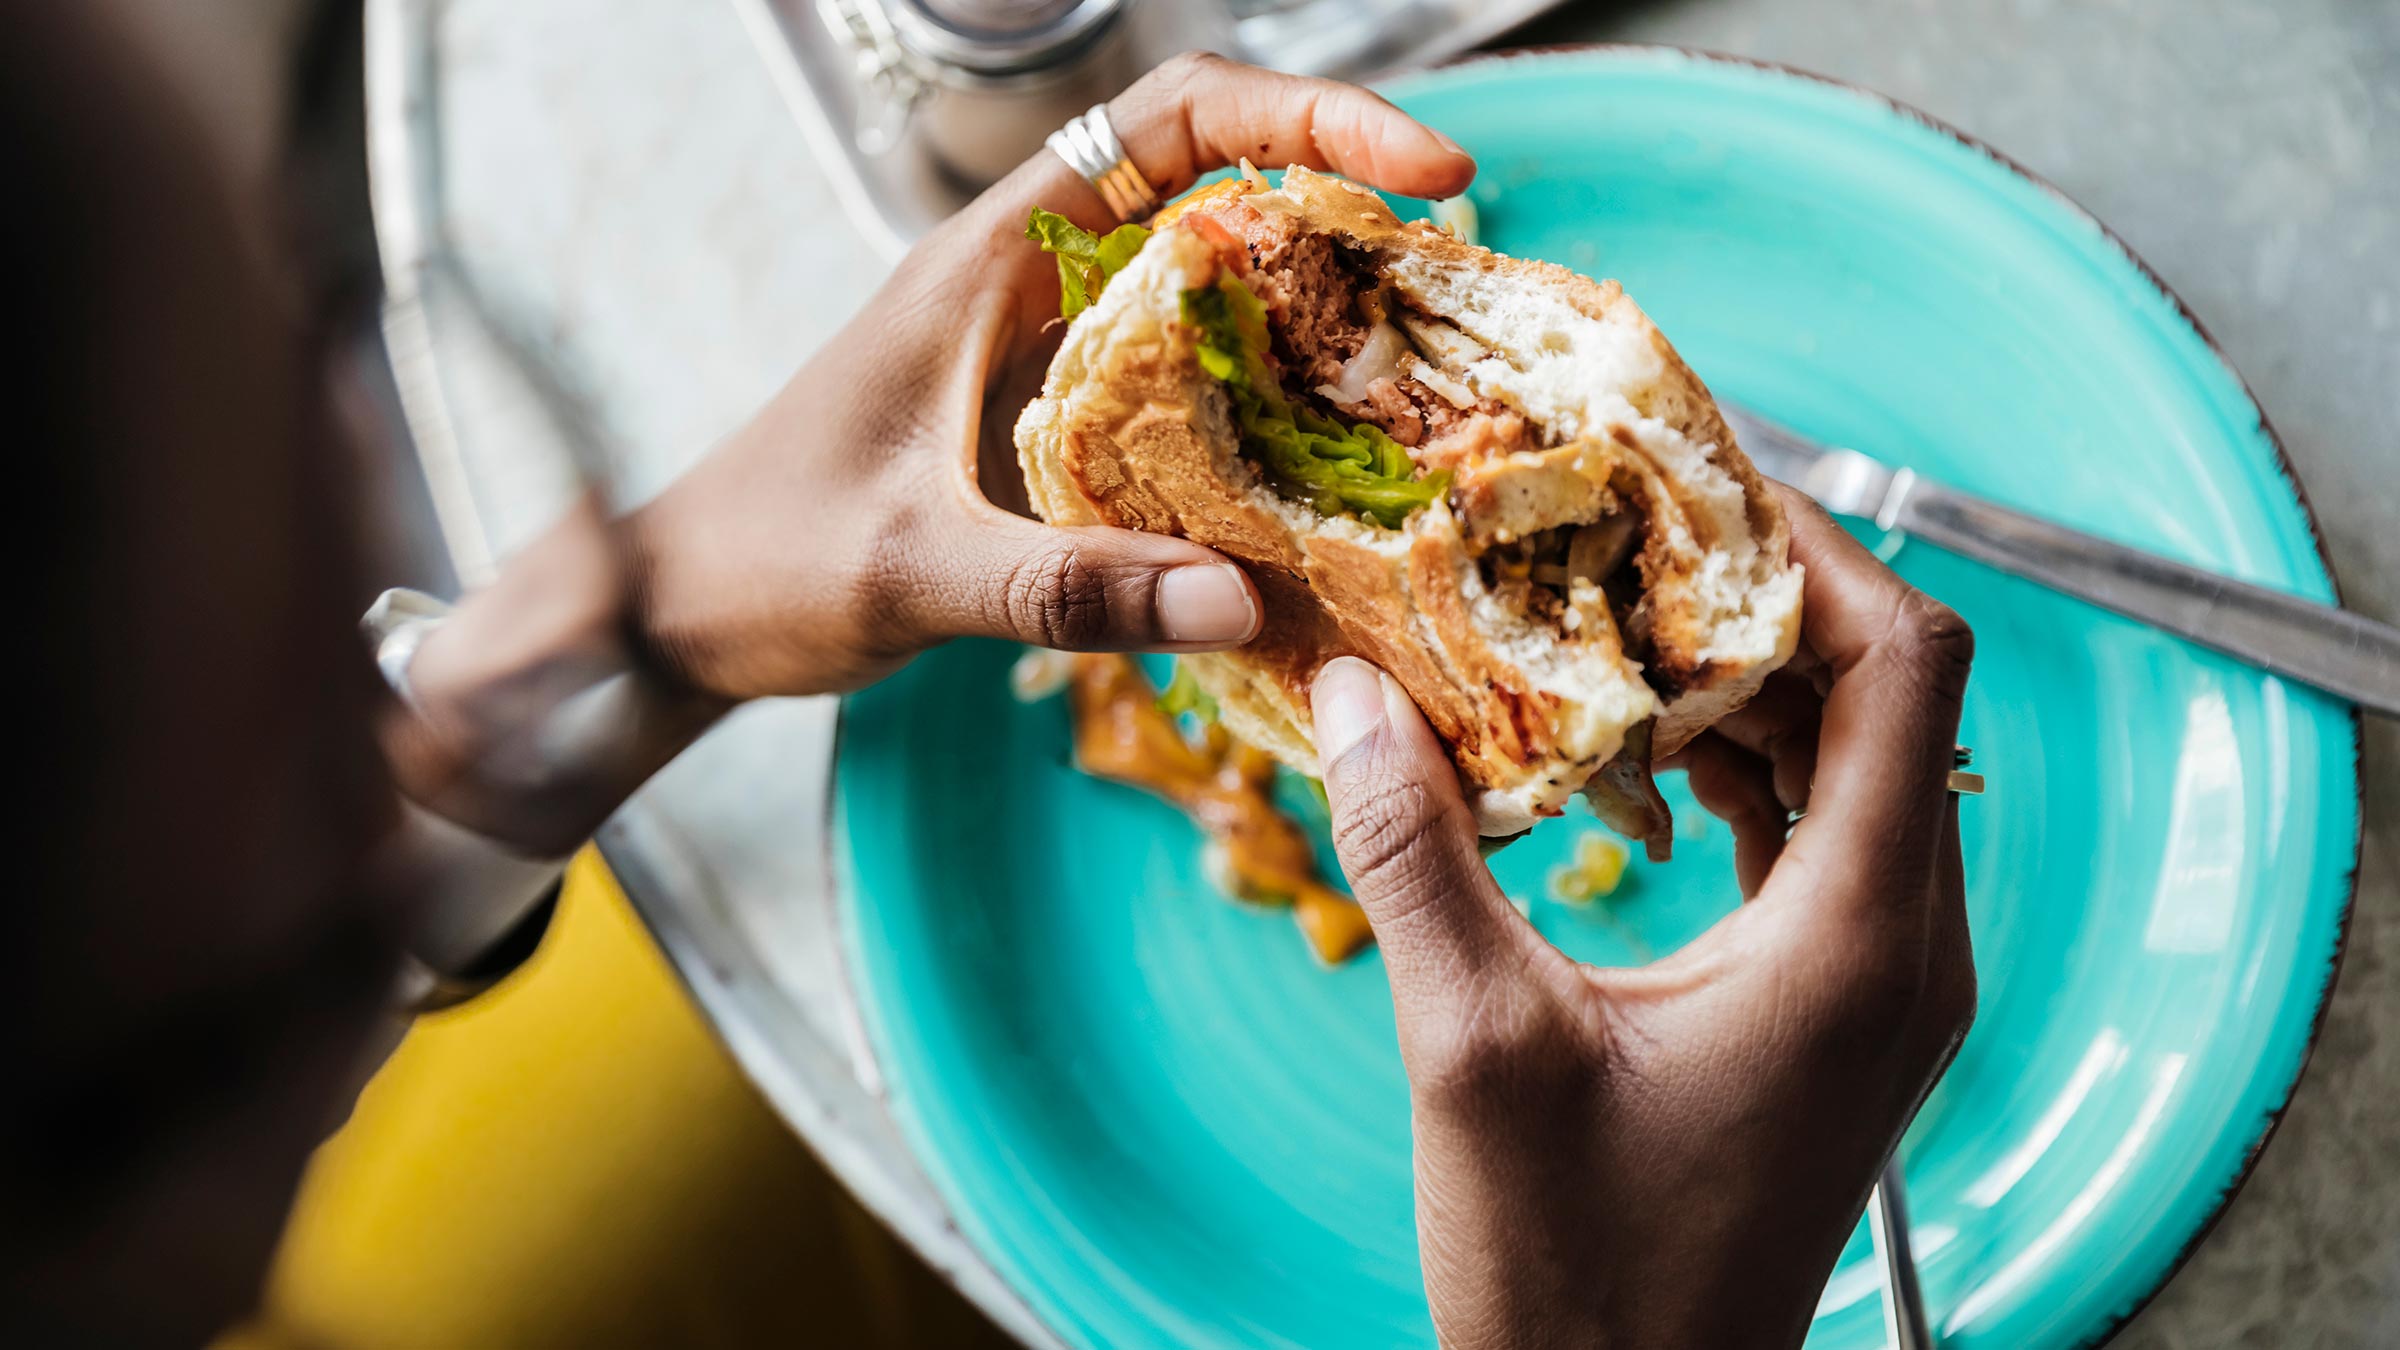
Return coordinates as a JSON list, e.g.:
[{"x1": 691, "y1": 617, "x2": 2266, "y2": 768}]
[{"x1": 888, "y1": 0, "x2": 1123, "y2": 75}]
